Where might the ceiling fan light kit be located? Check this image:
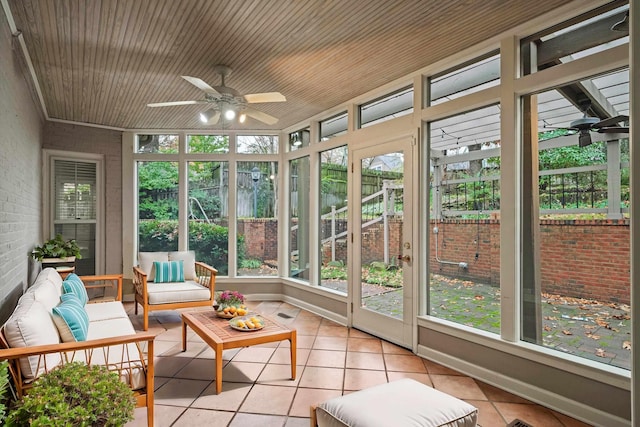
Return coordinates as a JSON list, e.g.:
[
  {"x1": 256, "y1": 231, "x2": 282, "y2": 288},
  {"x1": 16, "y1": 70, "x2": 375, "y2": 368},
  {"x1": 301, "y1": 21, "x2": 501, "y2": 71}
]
[{"x1": 147, "y1": 65, "x2": 286, "y2": 126}]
